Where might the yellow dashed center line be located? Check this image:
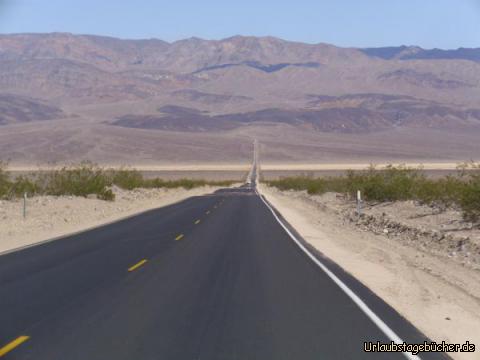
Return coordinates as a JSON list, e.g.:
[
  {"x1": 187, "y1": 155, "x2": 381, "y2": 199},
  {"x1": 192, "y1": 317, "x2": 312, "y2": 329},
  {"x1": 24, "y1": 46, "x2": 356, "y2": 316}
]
[
  {"x1": 0, "y1": 336, "x2": 30, "y2": 357},
  {"x1": 128, "y1": 259, "x2": 148, "y2": 272},
  {"x1": 194, "y1": 219, "x2": 201, "y2": 224},
  {"x1": 175, "y1": 234, "x2": 184, "y2": 241}
]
